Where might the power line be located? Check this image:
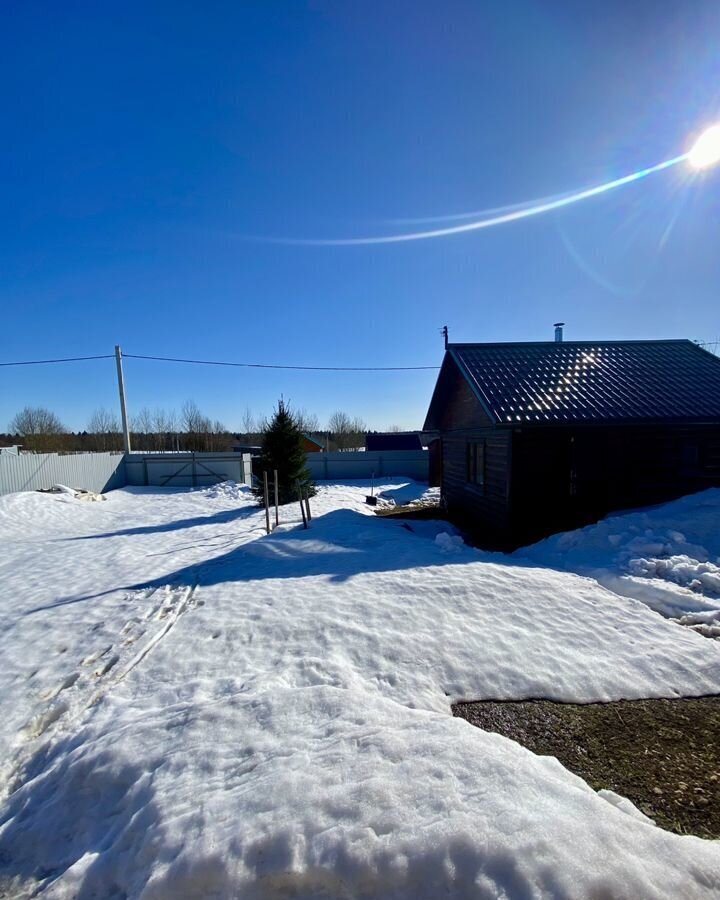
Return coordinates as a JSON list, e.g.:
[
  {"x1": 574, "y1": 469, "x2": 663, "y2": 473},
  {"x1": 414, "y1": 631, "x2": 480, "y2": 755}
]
[
  {"x1": 122, "y1": 353, "x2": 440, "y2": 371},
  {"x1": 3, "y1": 341, "x2": 718, "y2": 370},
  {"x1": 0, "y1": 354, "x2": 114, "y2": 367}
]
